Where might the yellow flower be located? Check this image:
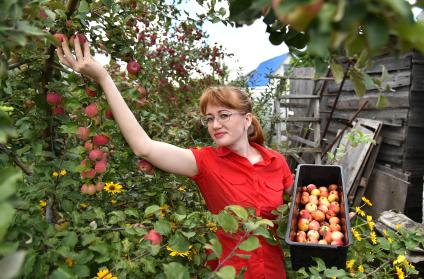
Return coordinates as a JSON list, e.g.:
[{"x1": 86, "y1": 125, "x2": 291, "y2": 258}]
[
  {"x1": 104, "y1": 182, "x2": 124, "y2": 194},
  {"x1": 65, "y1": 257, "x2": 75, "y2": 267},
  {"x1": 160, "y1": 204, "x2": 170, "y2": 217},
  {"x1": 96, "y1": 268, "x2": 118, "y2": 279},
  {"x1": 166, "y1": 245, "x2": 193, "y2": 260},
  {"x1": 60, "y1": 169, "x2": 67, "y2": 176},
  {"x1": 361, "y1": 196, "x2": 373, "y2": 206},
  {"x1": 39, "y1": 200, "x2": 47, "y2": 207},
  {"x1": 355, "y1": 207, "x2": 365, "y2": 217},
  {"x1": 80, "y1": 202, "x2": 88, "y2": 208},
  {"x1": 395, "y1": 266, "x2": 404, "y2": 279},
  {"x1": 346, "y1": 259, "x2": 355, "y2": 270},
  {"x1": 395, "y1": 223, "x2": 401, "y2": 231},
  {"x1": 206, "y1": 221, "x2": 218, "y2": 232},
  {"x1": 388, "y1": 237, "x2": 394, "y2": 243},
  {"x1": 383, "y1": 229, "x2": 388, "y2": 236},
  {"x1": 111, "y1": 199, "x2": 117, "y2": 205},
  {"x1": 370, "y1": 231, "x2": 377, "y2": 245},
  {"x1": 52, "y1": 171, "x2": 59, "y2": 177},
  {"x1": 366, "y1": 215, "x2": 372, "y2": 222},
  {"x1": 178, "y1": 186, "x2": 186, "y2": 192},
  {"x1": 351, "y1": 228, "x2": 362, "y2": 241},
  {"x1": 358, "y1": 265, "x2": 364, "y2": 273},
  {"x1": 368, "y1": 221, "x2": 375, "y2": 231}
]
